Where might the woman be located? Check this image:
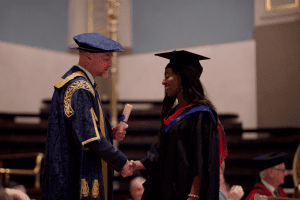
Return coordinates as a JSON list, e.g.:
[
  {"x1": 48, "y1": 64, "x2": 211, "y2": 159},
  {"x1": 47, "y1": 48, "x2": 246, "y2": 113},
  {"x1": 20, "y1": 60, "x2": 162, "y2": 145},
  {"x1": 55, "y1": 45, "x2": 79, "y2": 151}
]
[{"x1": 122, "y1": 50, "x2": 223, "y2": 200}]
